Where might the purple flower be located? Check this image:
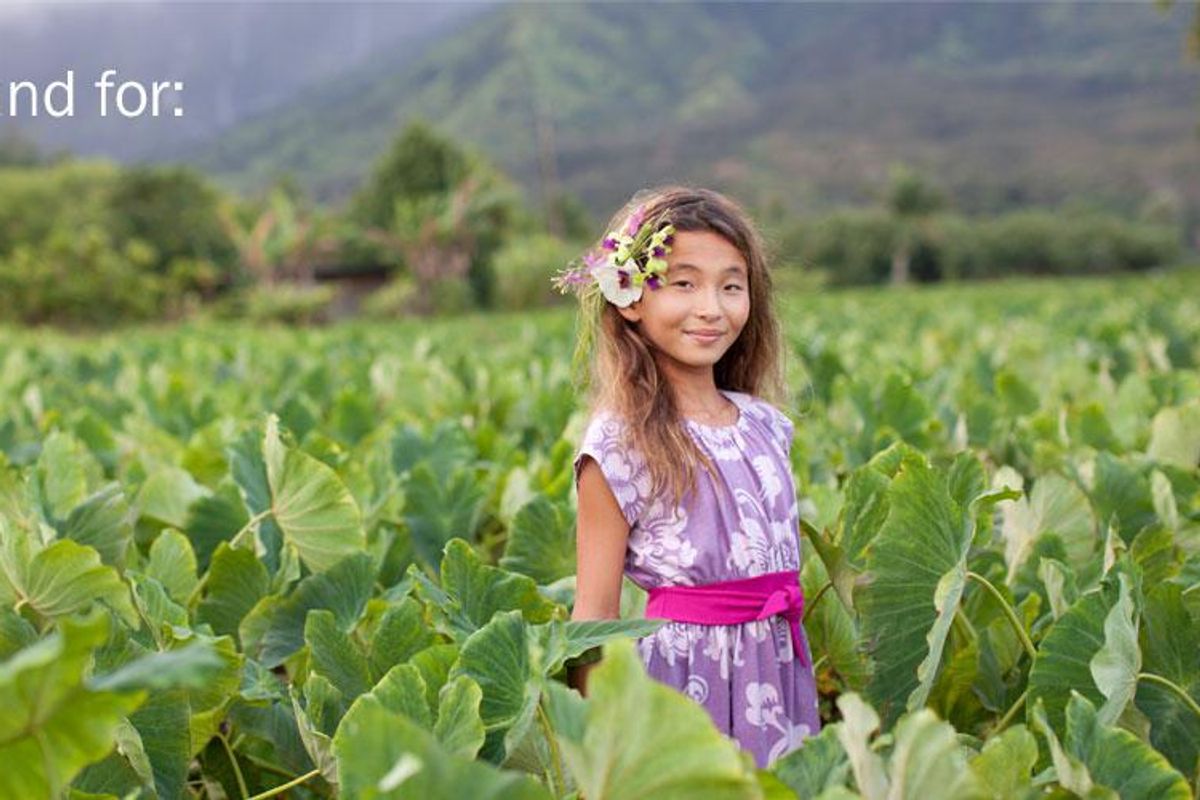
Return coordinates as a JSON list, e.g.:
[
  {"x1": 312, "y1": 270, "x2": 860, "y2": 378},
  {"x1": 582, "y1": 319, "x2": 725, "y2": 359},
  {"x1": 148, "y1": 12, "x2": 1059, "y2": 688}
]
[
  {"x1": 584, "y1": 250, "x2": 605, "y2": 270},
  {"x1": 617, "y1": 269, "x2": 631, "y2": 289},
  {"x1": 601, "y1": 237, "x2": 619, "y2": 251},
  {"x1": 646, "y1": 275, "x2": 661, "y2": 290},
  {"x1": 664, "y1": 233, "x2": 674, "y2": 246},
  {"x1": 652, "y1": 246, "x2": 665, "y2": 258}
]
